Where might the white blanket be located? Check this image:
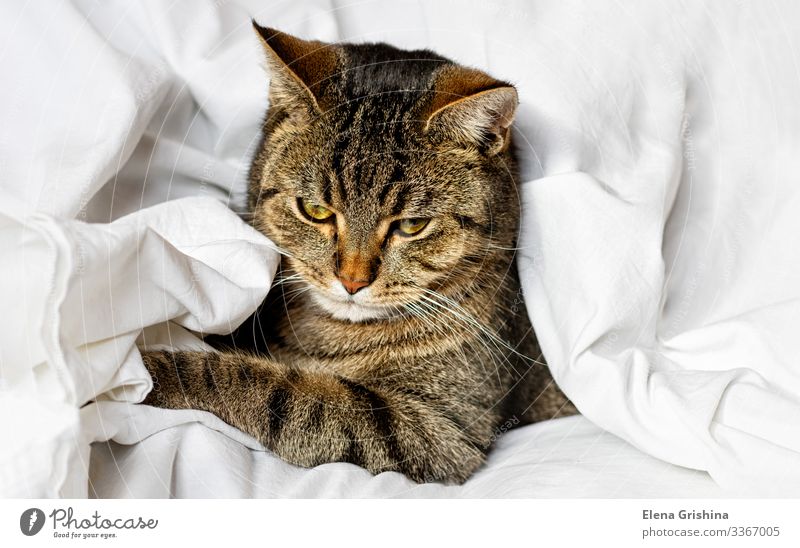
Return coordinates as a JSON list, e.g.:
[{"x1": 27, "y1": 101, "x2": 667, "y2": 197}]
[
  {"x1": 86, "y1": 407, "x2": 728, "y2": 497},
  {"x1": 1, "y1": 0, "x2": 799, "y2": 497}
]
